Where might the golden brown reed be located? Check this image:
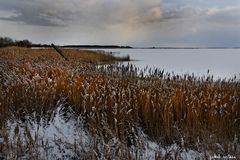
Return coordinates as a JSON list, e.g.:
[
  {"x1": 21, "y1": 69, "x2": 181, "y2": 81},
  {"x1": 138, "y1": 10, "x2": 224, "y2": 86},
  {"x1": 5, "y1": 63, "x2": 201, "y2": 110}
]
[
  {"x1": 0, "y1": 47, "x2": 239, "y2": 158},
  {"x1": 0, "y1": 47, "x2": 129, "y2": 63}
]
